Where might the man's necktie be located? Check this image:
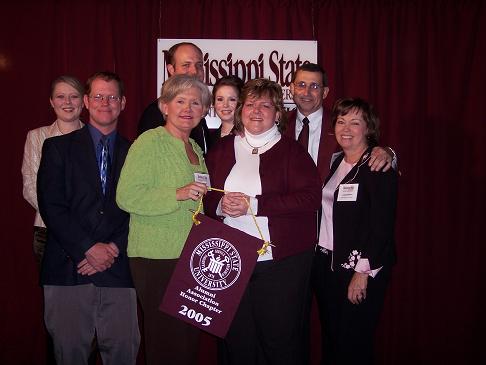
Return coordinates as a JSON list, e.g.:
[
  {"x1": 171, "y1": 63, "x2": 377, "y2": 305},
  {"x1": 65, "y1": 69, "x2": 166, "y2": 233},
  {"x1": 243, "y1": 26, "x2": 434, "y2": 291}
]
[
  {"x1": 100, "y1": 136, "x2": 110, "y2": 195},
  {"x1": 297, "y1": 117, "x2": 310, "y2": 150}
]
